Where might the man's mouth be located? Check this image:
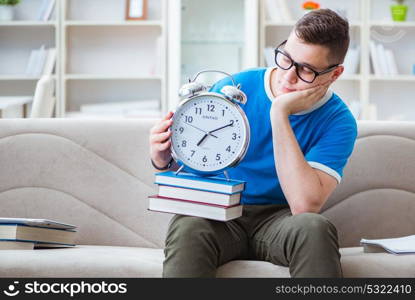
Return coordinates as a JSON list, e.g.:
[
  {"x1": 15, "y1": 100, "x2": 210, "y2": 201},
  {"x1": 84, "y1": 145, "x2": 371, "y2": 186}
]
[{"x1": 281, "y1": 86, "x2": 296, "y2": 93}]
